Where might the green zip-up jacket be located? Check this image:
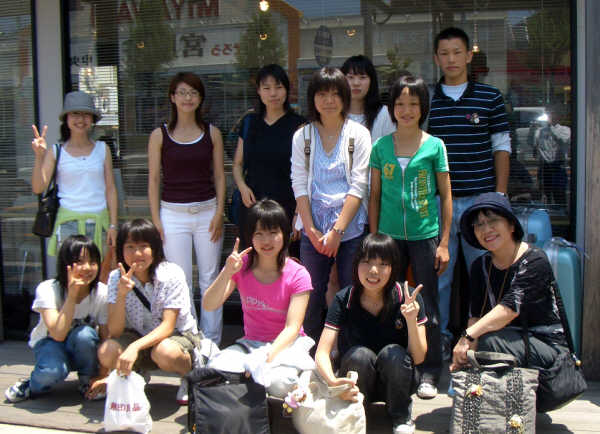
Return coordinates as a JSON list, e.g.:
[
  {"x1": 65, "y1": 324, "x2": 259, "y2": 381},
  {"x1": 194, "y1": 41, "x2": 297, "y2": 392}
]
[{"x1": 370, "y1": 134, "x2": 449, "y2": 240}]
